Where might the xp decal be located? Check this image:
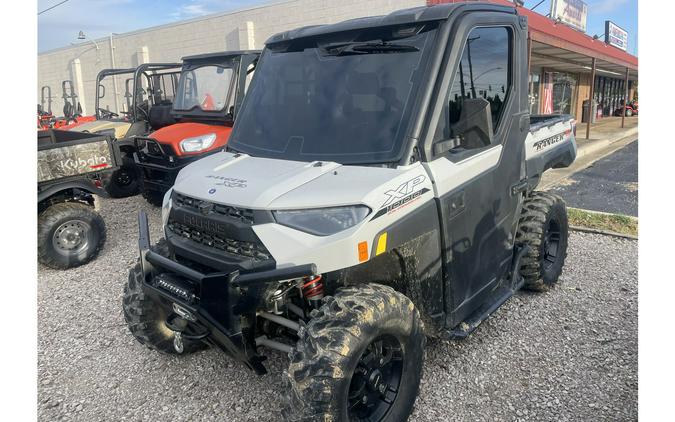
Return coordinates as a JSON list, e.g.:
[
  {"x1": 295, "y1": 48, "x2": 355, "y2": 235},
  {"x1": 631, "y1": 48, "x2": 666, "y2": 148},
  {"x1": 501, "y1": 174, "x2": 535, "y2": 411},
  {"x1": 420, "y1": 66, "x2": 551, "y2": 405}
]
[{"x1": 373, "y1": 175, "x2": 430, "y2": 219}]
